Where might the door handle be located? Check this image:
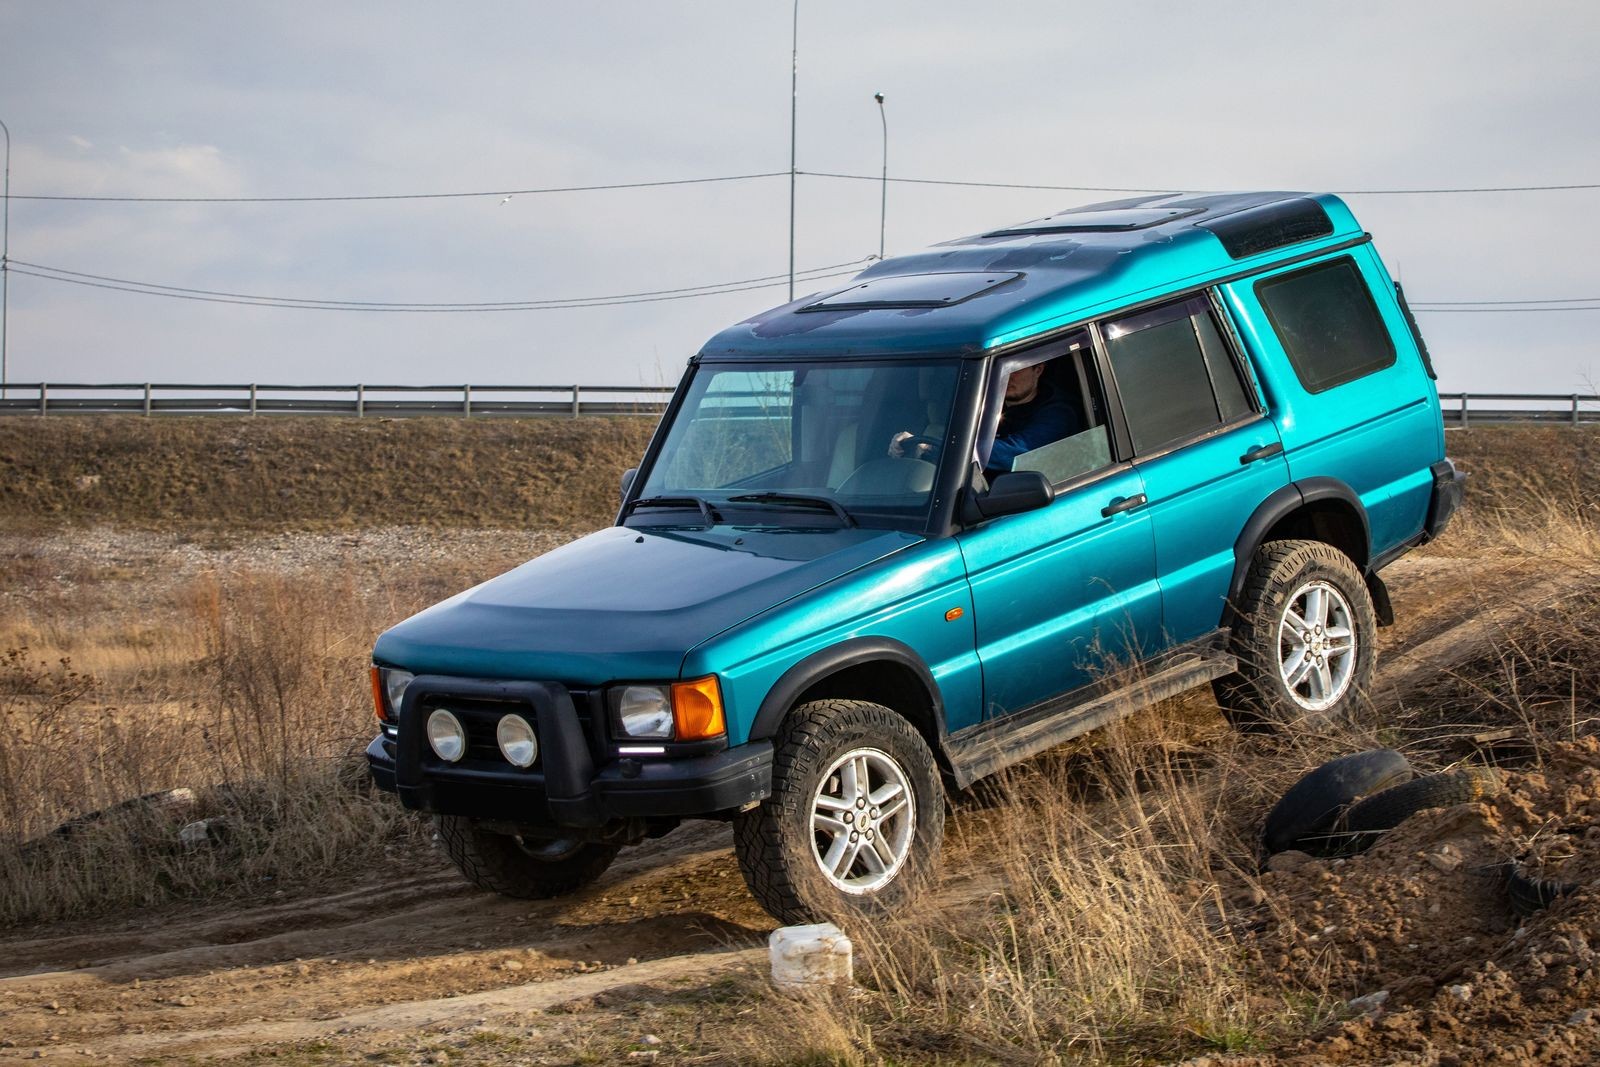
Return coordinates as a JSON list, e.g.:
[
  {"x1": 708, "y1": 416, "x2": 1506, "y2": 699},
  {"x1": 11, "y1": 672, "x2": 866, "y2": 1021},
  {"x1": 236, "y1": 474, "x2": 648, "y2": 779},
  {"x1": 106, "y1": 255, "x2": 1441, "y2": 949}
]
[
  {"x1": 1239, "y1": 441, "x2": 1284, "y2": 465},
  {"x1": 1101, "y1": 493, "x2": 1148, "y2": 518}
]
